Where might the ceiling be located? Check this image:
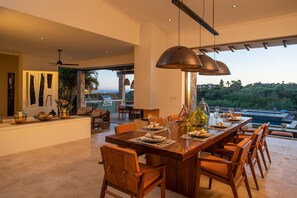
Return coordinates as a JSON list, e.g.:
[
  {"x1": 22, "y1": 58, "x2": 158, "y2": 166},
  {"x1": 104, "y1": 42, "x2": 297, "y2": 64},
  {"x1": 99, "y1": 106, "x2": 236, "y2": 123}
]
[{"x1": 0, "y1": 0, "x2": 297, "y2": 62}]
